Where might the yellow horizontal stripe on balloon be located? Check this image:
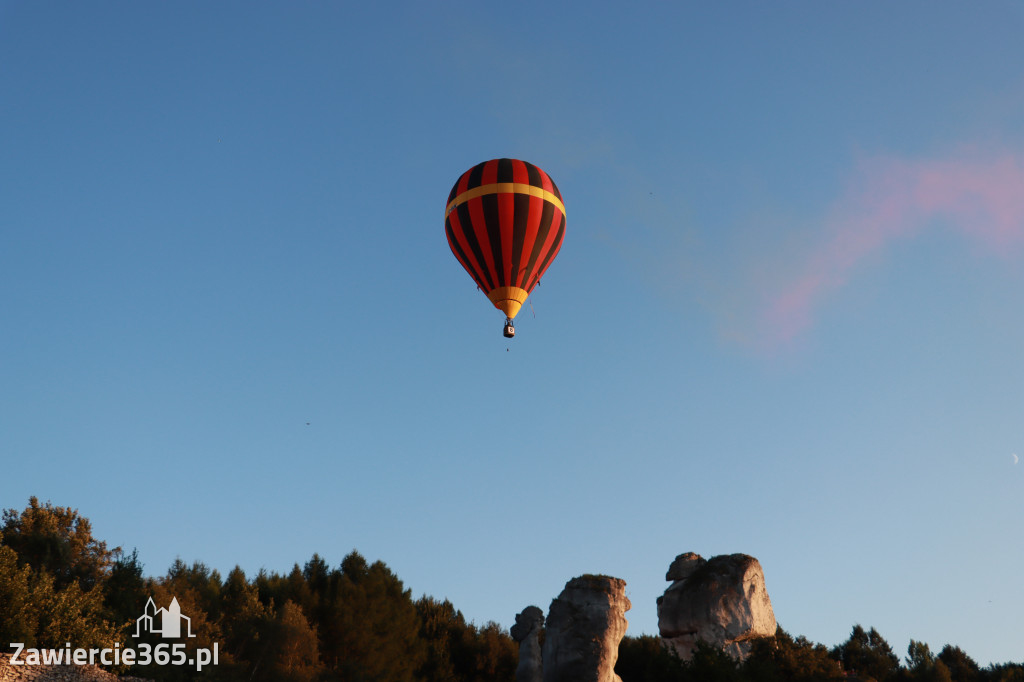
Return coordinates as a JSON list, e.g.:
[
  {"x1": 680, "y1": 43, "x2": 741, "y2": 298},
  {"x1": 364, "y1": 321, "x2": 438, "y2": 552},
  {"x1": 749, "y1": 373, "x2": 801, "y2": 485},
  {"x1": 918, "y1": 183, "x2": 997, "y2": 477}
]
[{"x1": 445, "y1": 183, "x2": 566, "y2": 218}]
